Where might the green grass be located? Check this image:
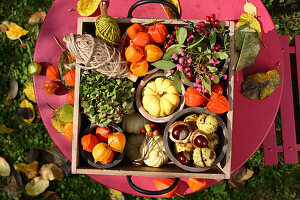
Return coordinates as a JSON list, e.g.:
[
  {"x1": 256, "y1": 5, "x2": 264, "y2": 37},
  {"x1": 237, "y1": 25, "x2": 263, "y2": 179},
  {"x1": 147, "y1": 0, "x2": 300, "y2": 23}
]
[{"x1": 0, "y1": 0, "x2": 299, "y2": 199}]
